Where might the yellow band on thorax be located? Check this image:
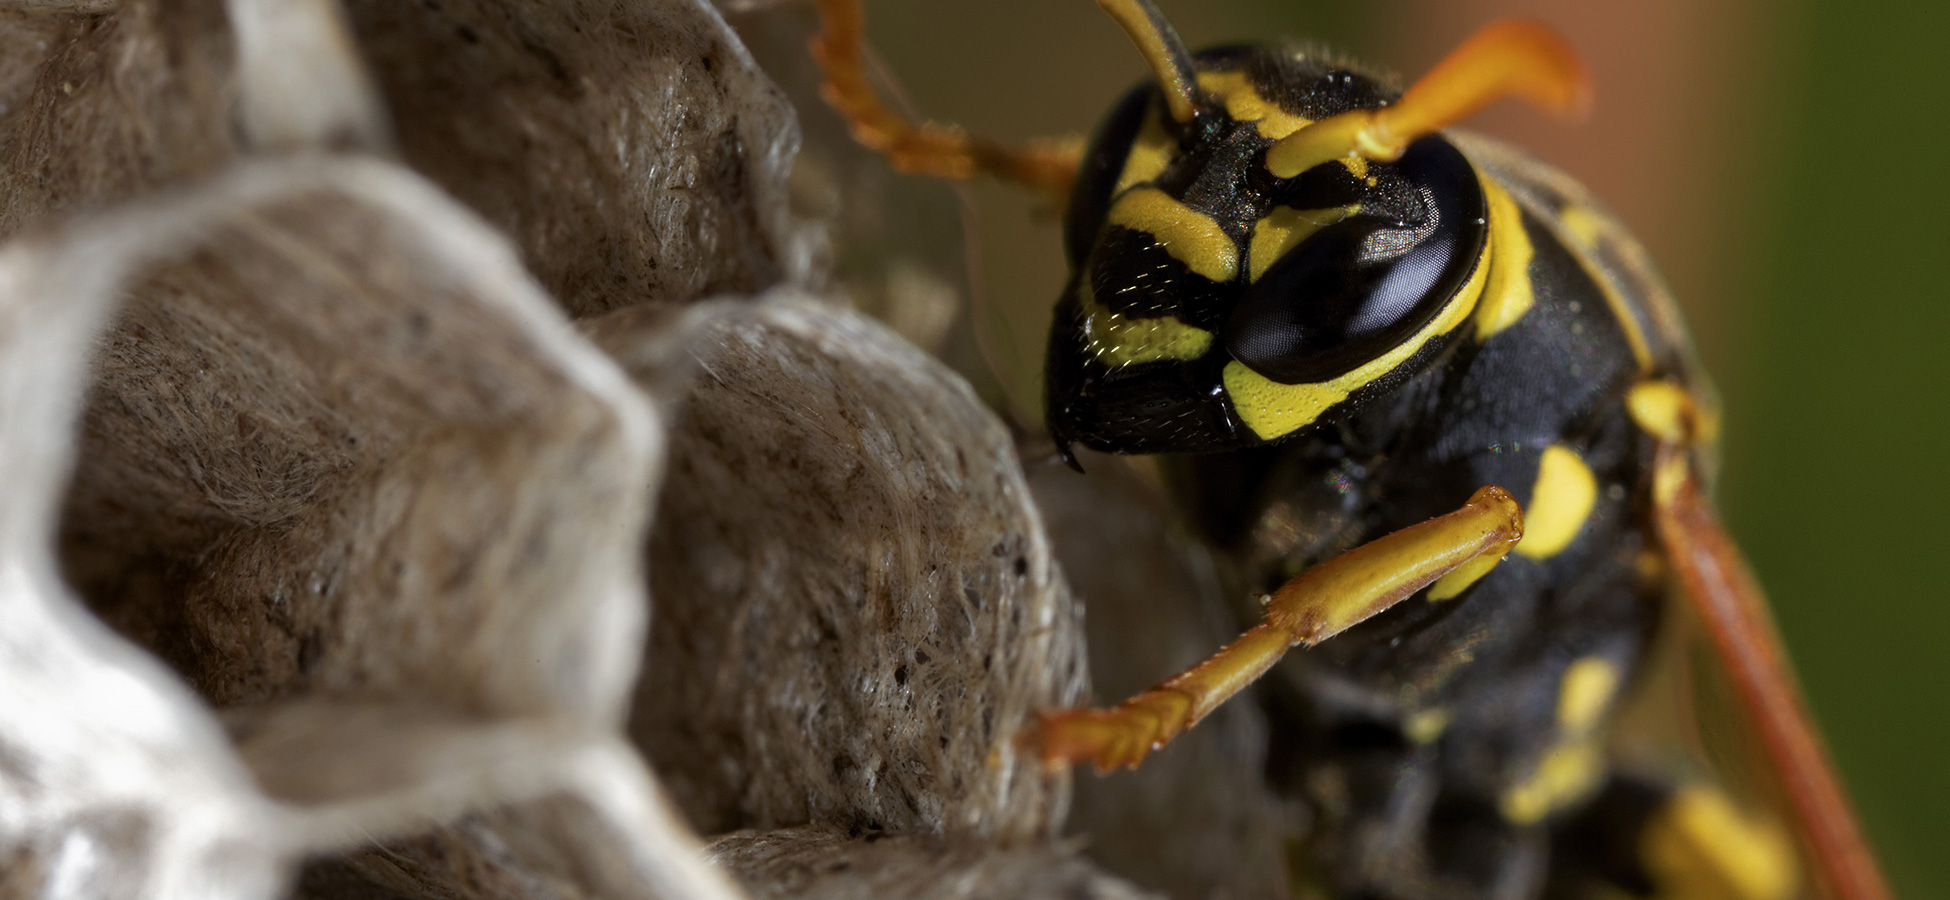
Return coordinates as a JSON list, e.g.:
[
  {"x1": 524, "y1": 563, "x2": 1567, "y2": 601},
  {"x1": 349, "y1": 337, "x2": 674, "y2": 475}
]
[{"x1": 1514, "y1": 444, "x2": 1597, "y2": 560}]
